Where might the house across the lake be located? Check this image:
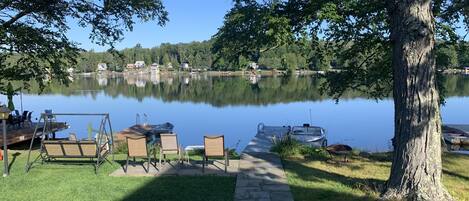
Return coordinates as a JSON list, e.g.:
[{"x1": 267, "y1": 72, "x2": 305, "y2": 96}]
[
  {"x1": 464, "y1": 67, "x2": 469, "y2": 75},
  {"x1": 249, "y1": 62, "x2": 259, "y2": 70},
  {"x1": 151, "y1": 63, "x2": 159, "y2": 71},
  {"x1": 67, "y1": 67, "x2": 75, "y2": 74},
  {"x1": 181, "y1": 62, "x2": 190, "y2": 70},
  {"x1": 126, "y1": 63, "x2": 136, "y2": 69},
  {"x1": 135, "y1": 61, "x2": 145, "y2": 68},
  {"x1": 97, "y1": 63, "x2": 107, "y2": 71}
]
